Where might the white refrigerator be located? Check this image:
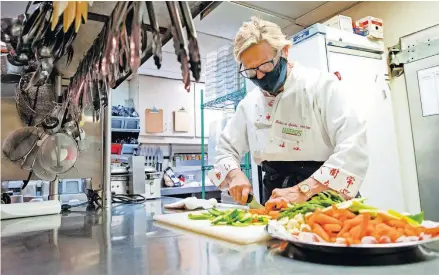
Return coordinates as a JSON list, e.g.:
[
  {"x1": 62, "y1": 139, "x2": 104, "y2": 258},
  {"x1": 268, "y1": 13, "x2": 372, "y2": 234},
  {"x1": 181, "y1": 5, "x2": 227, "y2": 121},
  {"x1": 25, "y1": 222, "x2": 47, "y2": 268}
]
[{"x1": 289, "y1": 24, "x2": 405, "y2": 211}]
